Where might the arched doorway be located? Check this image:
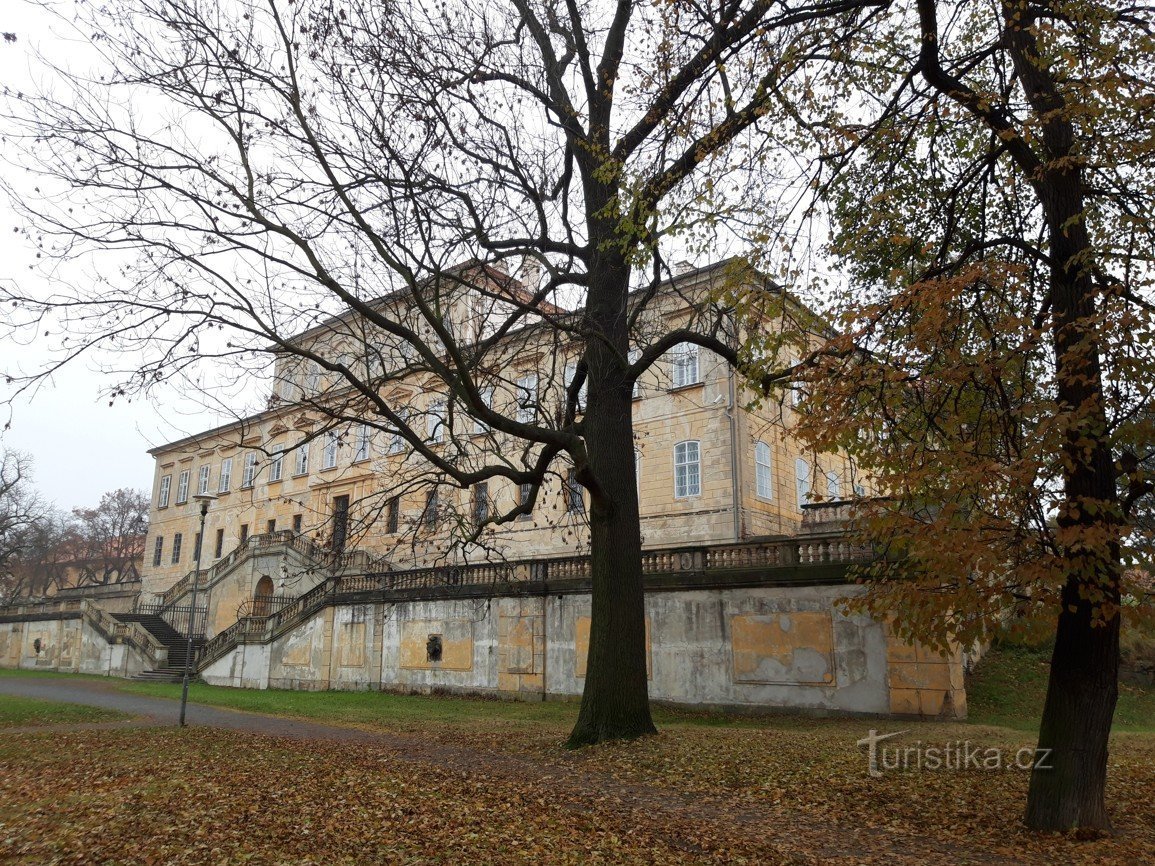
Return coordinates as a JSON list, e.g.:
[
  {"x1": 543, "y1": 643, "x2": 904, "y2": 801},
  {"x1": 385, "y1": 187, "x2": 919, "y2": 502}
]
[{"x1": 253, "y1": 575, "x2": 275, "y2": 617}]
